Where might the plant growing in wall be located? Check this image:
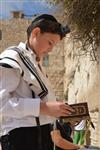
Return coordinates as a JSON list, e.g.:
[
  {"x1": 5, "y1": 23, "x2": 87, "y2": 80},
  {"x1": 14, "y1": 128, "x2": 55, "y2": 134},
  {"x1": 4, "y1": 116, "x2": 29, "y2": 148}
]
[{"x1": 48, "y1": 0, "x2": 100, "y2": 61}]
